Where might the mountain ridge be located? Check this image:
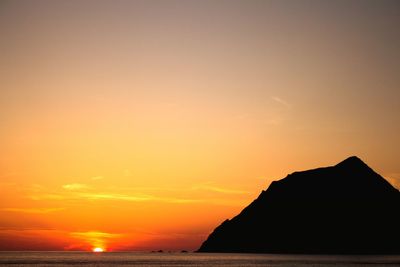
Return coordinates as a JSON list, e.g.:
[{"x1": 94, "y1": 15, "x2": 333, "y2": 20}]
[{"x1": 198, "y1": 156, "x2": 400, "y2": 254}]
